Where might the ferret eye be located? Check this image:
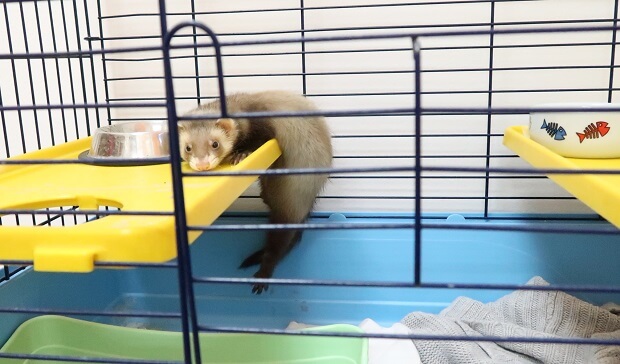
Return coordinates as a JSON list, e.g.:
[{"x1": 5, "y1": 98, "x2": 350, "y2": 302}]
[
  {"x1": 212, "y1": 141, "x2": 219, "y2": 149},
  {"x1": 185, "y1": 145, "x2": 192, "y2": 153}
]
